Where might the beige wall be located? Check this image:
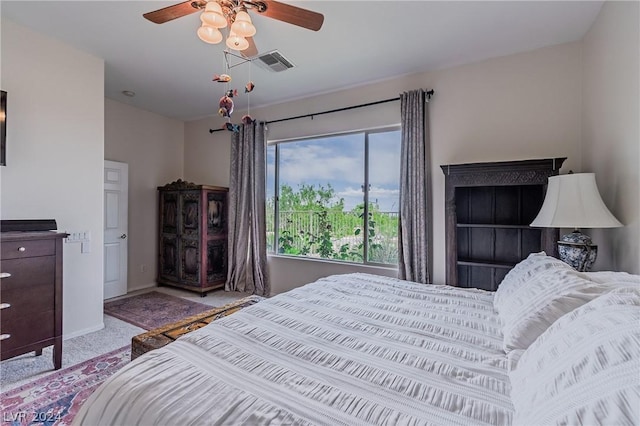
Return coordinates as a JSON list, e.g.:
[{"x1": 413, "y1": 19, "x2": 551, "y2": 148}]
[
  {"x1": 184, "y1": 118, "x2": 230, "y2": 186},
  {"x1": 268, "y1": 257, "x2": 398, "y2": 295},
  {"x1": 581, "y1": 1, "x2": 639, "y2": 274},
  {"x1": 0, "y1": 20, "x2": 105, "y2": 338},
  {"x1": 104, "y1": 99, "x2": 184, "y2": 291},
  {"x1": 186, "y1": 42, "x2": 581, "y2": 293}
]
